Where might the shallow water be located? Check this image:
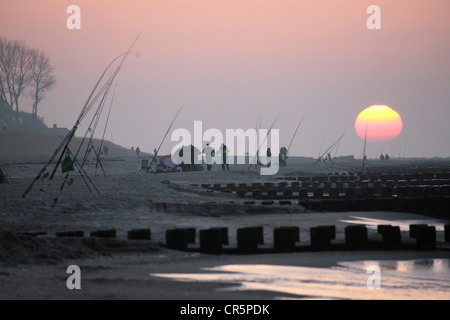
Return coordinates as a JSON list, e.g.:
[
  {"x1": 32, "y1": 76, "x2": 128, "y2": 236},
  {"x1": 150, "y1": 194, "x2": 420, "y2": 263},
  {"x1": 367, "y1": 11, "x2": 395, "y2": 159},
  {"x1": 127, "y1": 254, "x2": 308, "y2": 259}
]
[
  {"x1": 340, "y1": 216, "x2": 447, "y2": 231},
  {"x1": 151, "y1": 259, "x2": 450, "y2": 300}
]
